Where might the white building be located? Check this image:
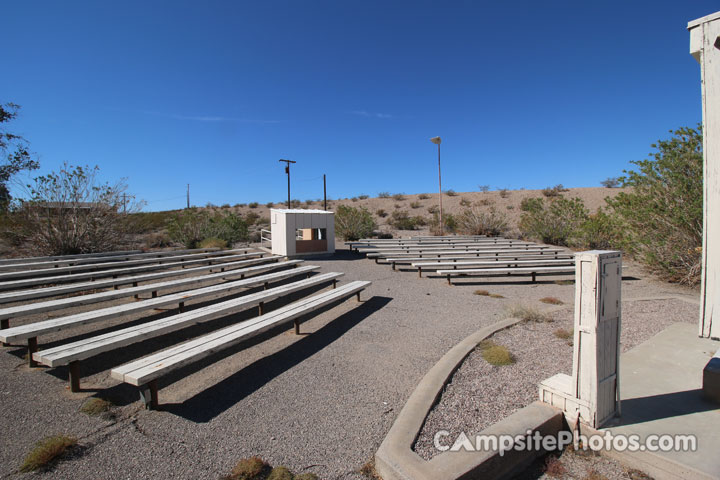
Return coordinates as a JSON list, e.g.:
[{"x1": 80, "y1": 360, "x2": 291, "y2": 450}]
[{"x1": 270, "y1": 209, "x2": 335, "y2": 257}]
